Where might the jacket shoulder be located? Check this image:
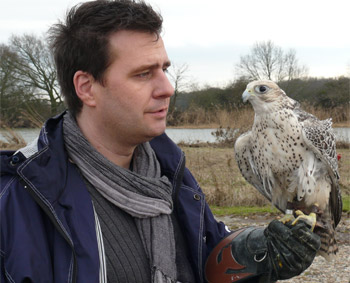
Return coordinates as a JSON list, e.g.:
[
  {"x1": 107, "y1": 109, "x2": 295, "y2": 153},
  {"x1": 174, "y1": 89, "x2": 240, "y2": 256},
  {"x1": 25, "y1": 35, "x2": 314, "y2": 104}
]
[{"x1": 0, "y1": 150, "x2": 26, "y2": 201}]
